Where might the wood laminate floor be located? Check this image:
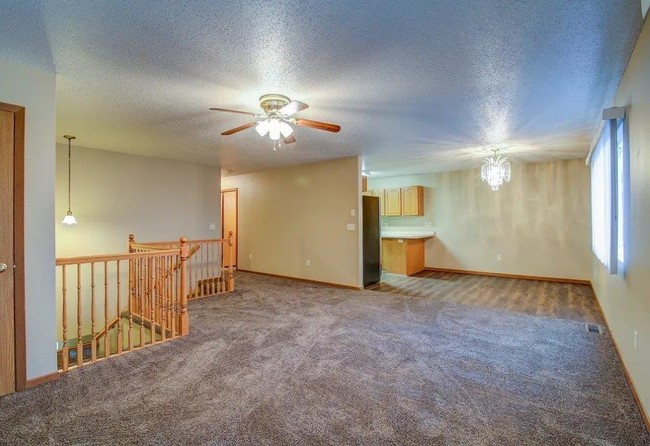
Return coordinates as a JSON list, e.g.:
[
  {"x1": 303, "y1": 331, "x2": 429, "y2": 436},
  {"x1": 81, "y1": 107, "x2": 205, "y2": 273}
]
[{"x1": 369, "y1": 270, "x2": 604, "y2": 325}]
